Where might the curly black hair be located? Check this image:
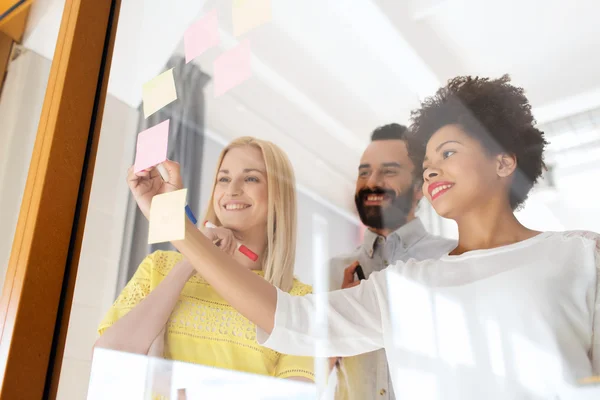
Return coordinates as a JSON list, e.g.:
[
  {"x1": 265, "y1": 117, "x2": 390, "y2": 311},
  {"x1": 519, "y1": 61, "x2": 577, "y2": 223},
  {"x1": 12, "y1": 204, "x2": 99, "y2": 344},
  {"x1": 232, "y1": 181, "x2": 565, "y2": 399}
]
[{"x1": 407, "y1": 75, "x2": 548, "y2": 210}]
